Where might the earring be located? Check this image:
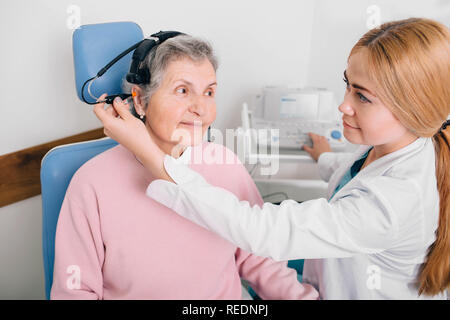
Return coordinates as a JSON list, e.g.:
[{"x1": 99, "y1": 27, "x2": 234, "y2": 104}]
[{"x1": 139, "y1": 114, "x2": 144, "y2": 120}]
